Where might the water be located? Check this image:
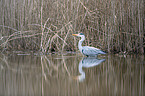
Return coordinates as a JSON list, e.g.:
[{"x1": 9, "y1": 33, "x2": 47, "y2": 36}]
[{"x1": 0, "y1": 52, "x2": 144, "y2": 96}]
